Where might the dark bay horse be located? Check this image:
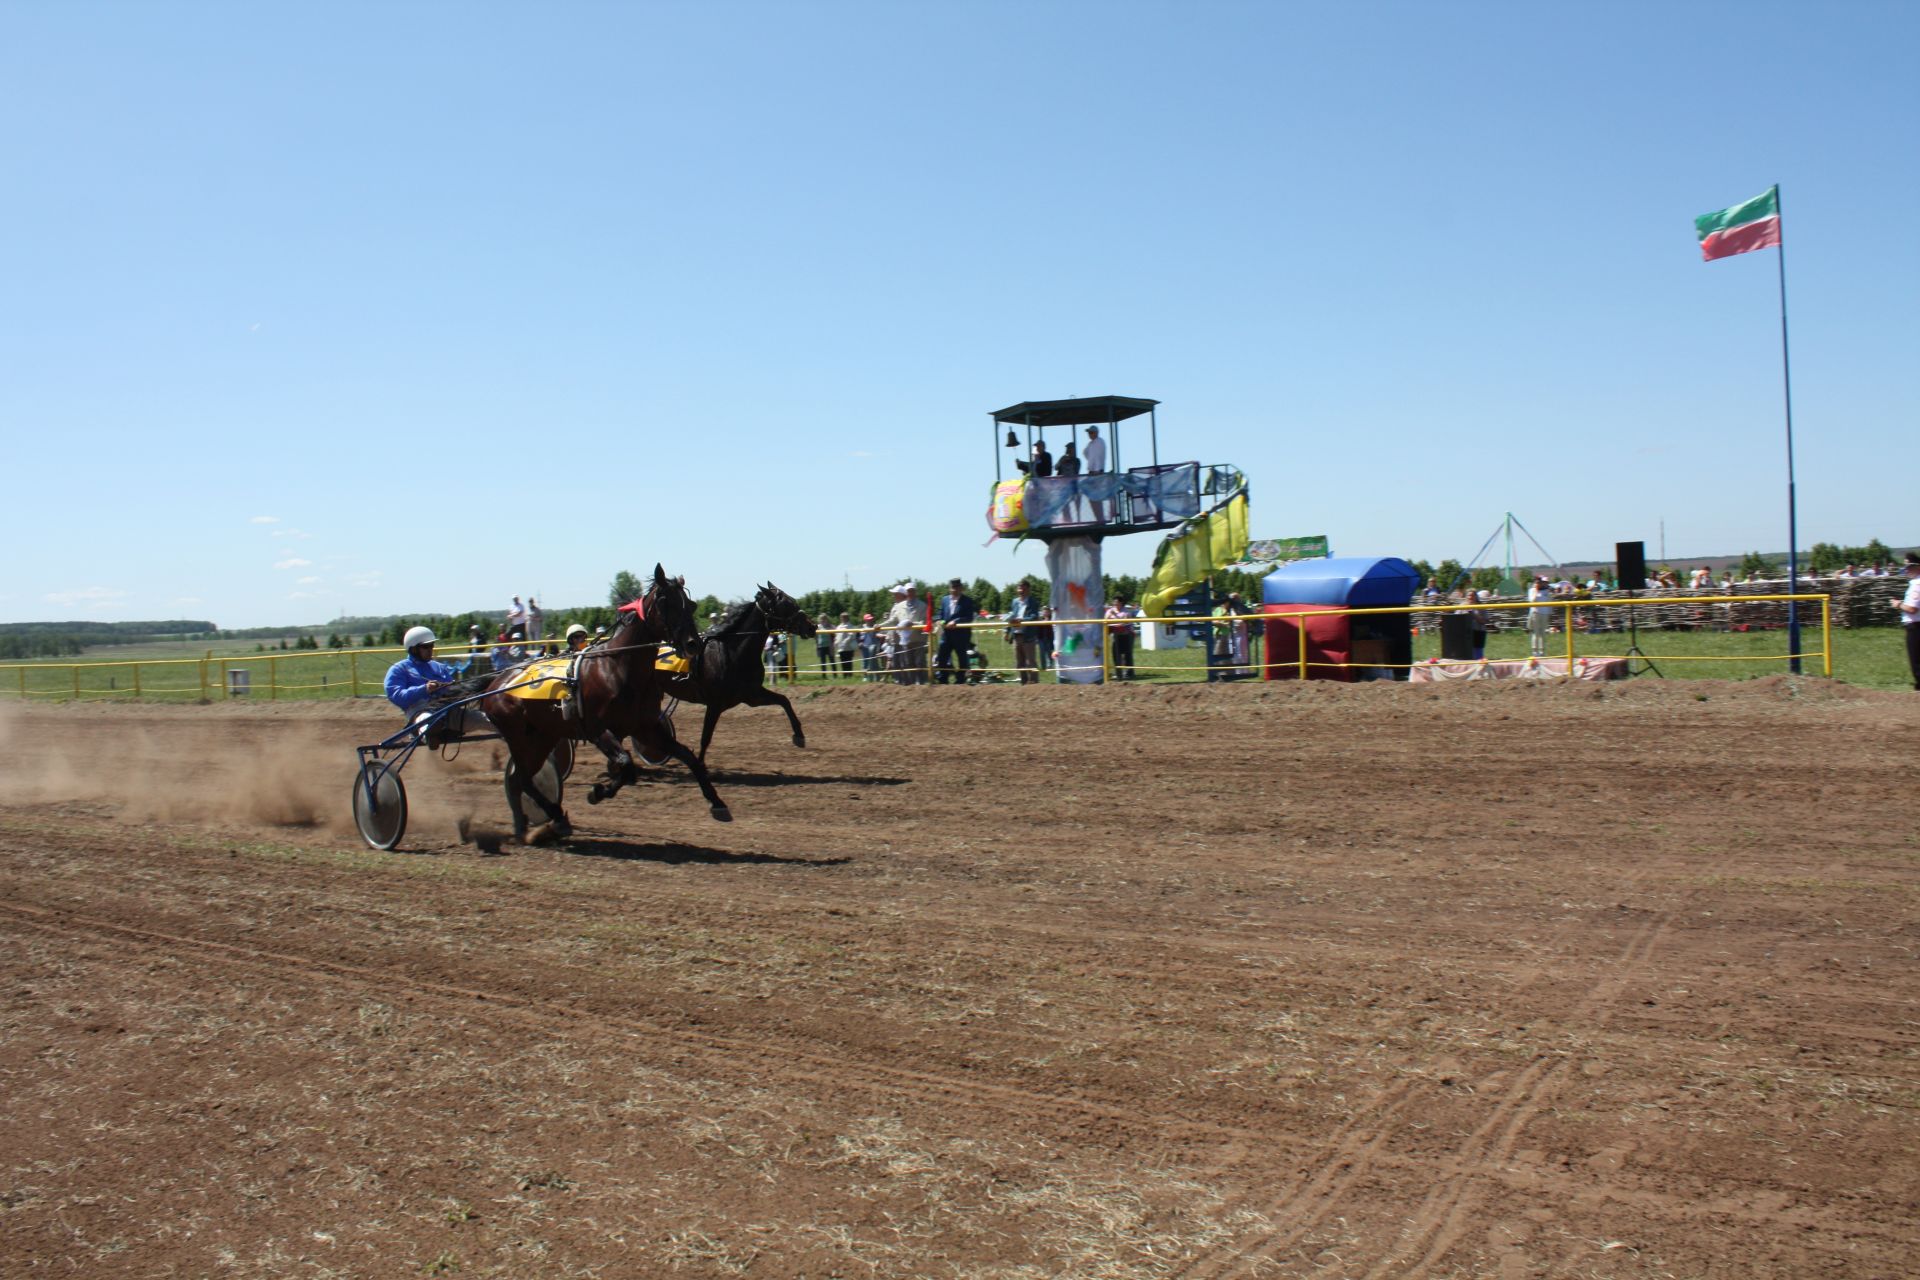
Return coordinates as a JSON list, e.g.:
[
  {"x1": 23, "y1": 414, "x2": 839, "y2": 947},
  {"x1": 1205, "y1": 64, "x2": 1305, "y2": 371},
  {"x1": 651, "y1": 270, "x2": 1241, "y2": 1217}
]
[
  {"x1": 479, "y1": 565, "x2": 730, "y2": 842},
  {"x1": 673, "y1": 583, "x2": 818, "y2": 765}
]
